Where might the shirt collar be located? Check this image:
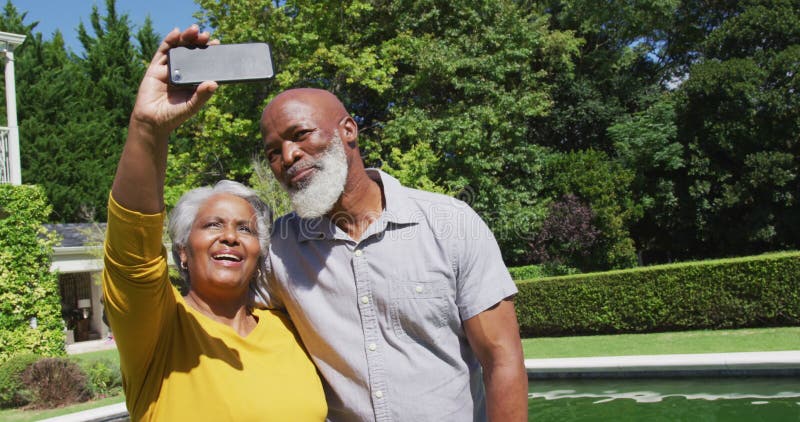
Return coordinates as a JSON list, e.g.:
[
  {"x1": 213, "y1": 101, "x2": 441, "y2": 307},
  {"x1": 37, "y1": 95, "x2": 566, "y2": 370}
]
[{"x1": 367, "y1": 168, "x2": 421, "y2": 226}]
